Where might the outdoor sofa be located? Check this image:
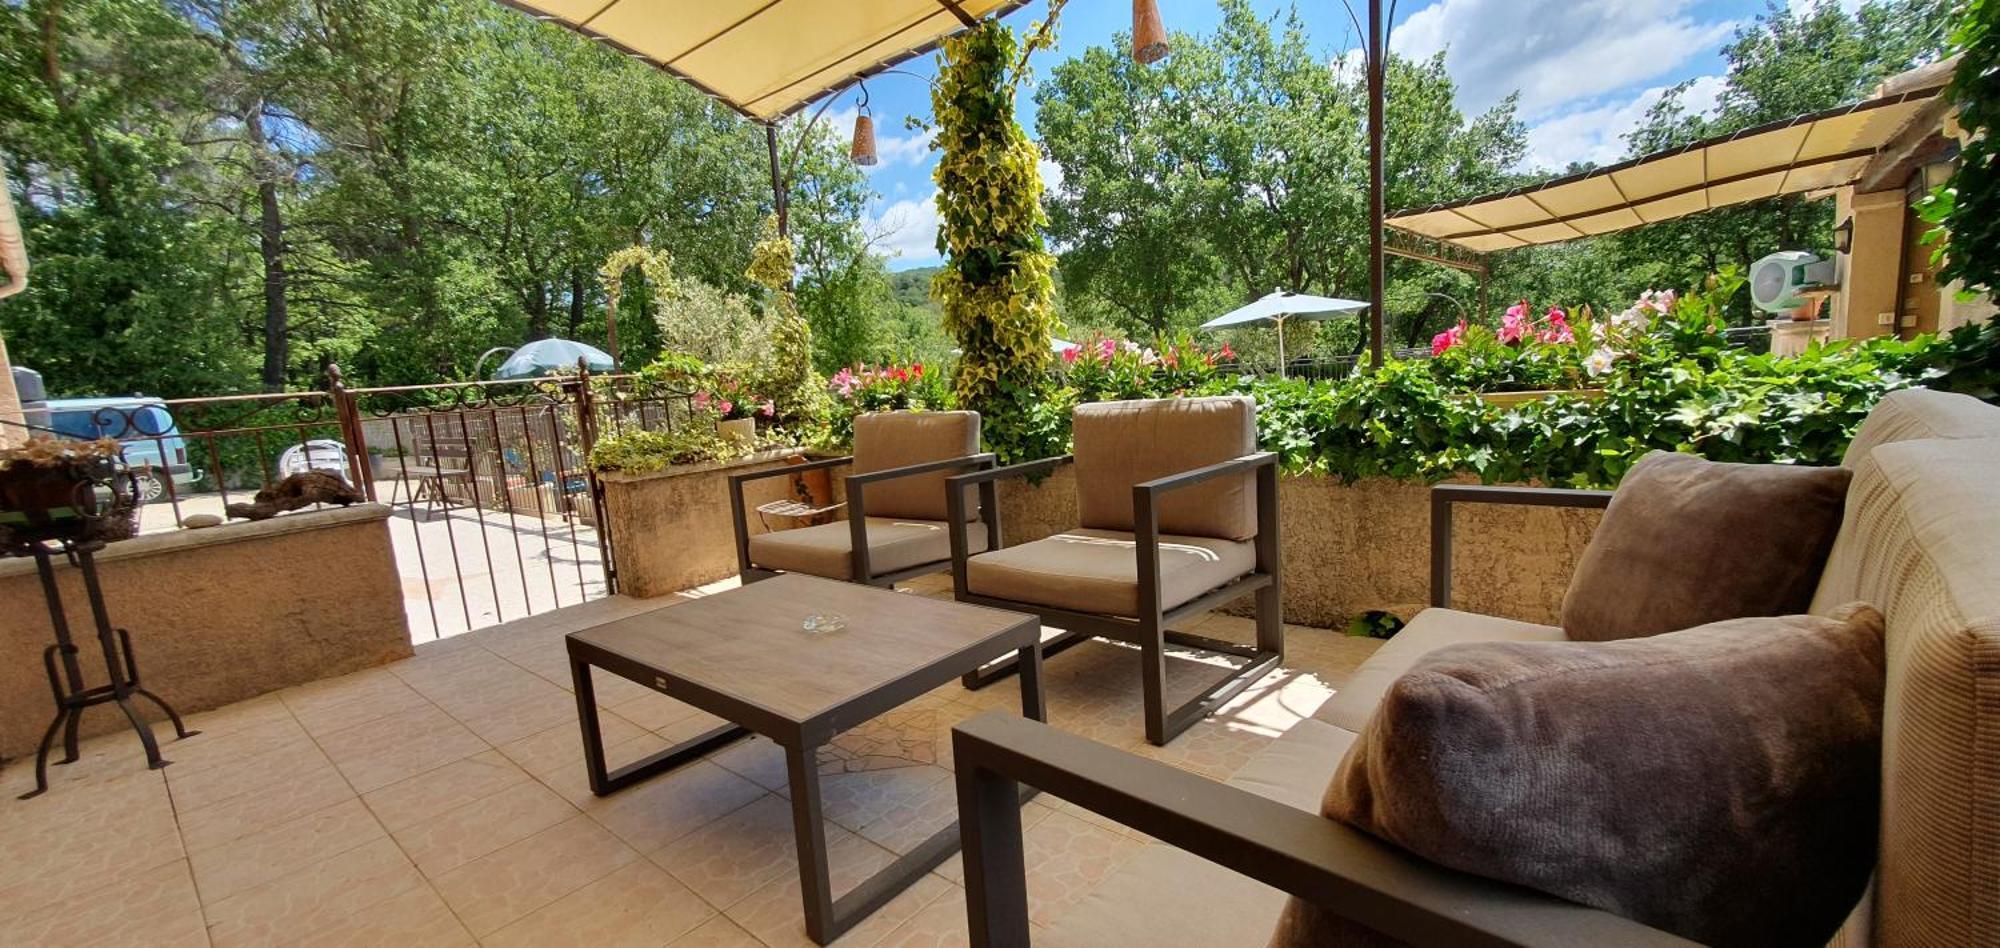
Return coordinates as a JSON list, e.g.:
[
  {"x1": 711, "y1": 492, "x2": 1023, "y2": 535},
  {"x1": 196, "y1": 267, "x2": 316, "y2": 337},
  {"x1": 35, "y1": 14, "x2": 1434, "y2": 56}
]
[
  {"x1": 728, "y1": 410, "x2": 993, "y2": 587},
  {"x1": 951, "y1": 388, "x2": 2000, "y2": 946}
]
